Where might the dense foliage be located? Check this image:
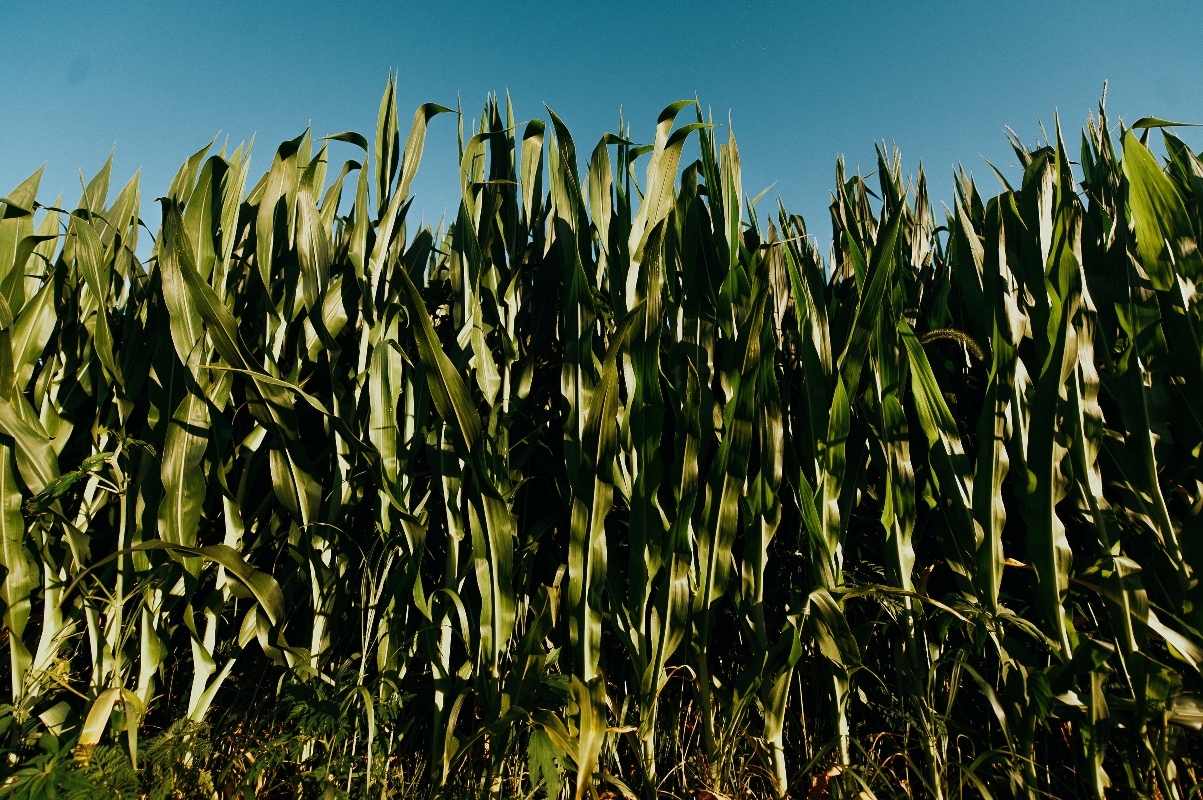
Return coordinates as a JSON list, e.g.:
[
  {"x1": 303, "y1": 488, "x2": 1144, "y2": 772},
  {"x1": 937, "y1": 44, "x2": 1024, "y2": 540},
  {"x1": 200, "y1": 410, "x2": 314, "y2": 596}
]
[{"x1": 2, "y1": 81, "x2": 1203, "y2": 799}]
